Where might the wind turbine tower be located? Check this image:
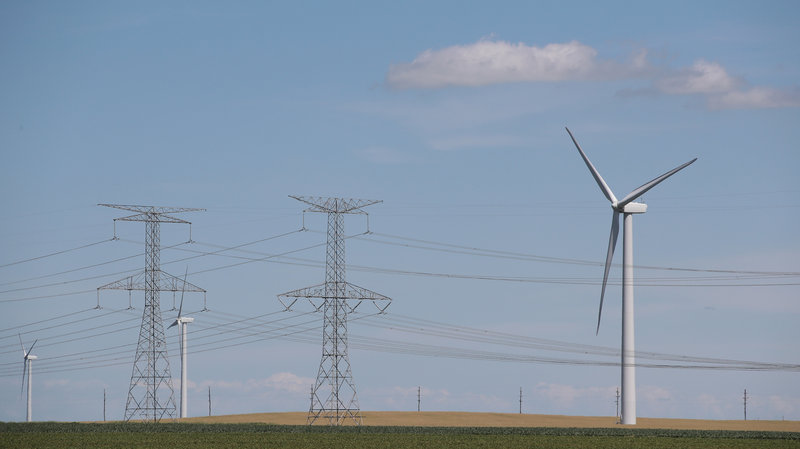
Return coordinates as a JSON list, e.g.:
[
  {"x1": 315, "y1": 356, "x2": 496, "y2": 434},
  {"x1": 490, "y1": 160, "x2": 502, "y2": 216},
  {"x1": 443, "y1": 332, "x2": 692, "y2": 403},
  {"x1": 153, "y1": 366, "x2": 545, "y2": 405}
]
[
  {"x1": 565, "y1": 128, "x2": 696, "y2": 425},
  {"x1": 278, "y1": 196, "x2": 391, "y2": 426},
  {"x1": 97, "y1": 204, "x2": 206, "y2": 422},
  {"x1": 168, "y1": 268, "x2": 194, "y2": 419},
  {"x1": 19, "y1": 336, "x2": 37, "y2": 422}
]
